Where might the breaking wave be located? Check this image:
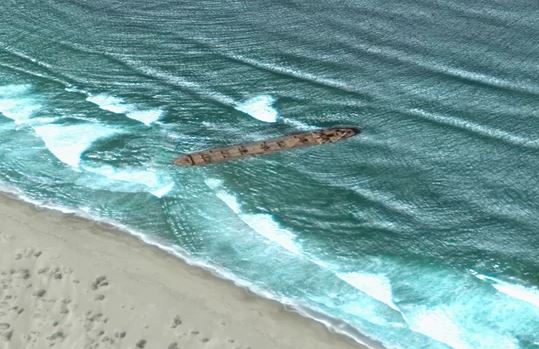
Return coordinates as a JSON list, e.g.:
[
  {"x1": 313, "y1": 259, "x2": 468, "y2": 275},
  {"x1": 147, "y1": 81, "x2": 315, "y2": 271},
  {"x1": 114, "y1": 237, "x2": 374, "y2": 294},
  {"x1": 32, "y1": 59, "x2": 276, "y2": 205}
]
[
  {"x1": 0, "y1": 84, "x2": 43, "y2": 124},
  {"x1": 475, "y1": 274, "x2": 539, "y2": 309},
  {"x1": 206, "y1": 178, "x2": 301, "y2": 255},
  {"x1": 404, "y1": 306, "x2": 473, "y2": 349},
  {"x1": 235, "y1": 95, "x2": 279, "y2": 123},
  {"x1": 33, "y1": 123, "x2": 119, "y2": 169},
  {"x1": 337, "y1": 272, "x2": 399, "y2": 311},
  {"x1": 1, "y1": 1, "x2": 538, "y2": 348},
  {"x1": 81, "y1": 165, "x2": 174, "y2": 198},
  {"x1": 85, "y1": 93, "x2": 164, "y2": 126}
]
